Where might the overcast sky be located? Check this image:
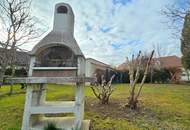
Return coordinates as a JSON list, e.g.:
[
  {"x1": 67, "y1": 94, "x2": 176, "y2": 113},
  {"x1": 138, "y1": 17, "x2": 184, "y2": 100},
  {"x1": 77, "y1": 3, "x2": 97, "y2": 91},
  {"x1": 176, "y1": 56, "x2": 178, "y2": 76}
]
[{"x1": 22, "y1": 0, "x2": 187, "y2": 65}]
